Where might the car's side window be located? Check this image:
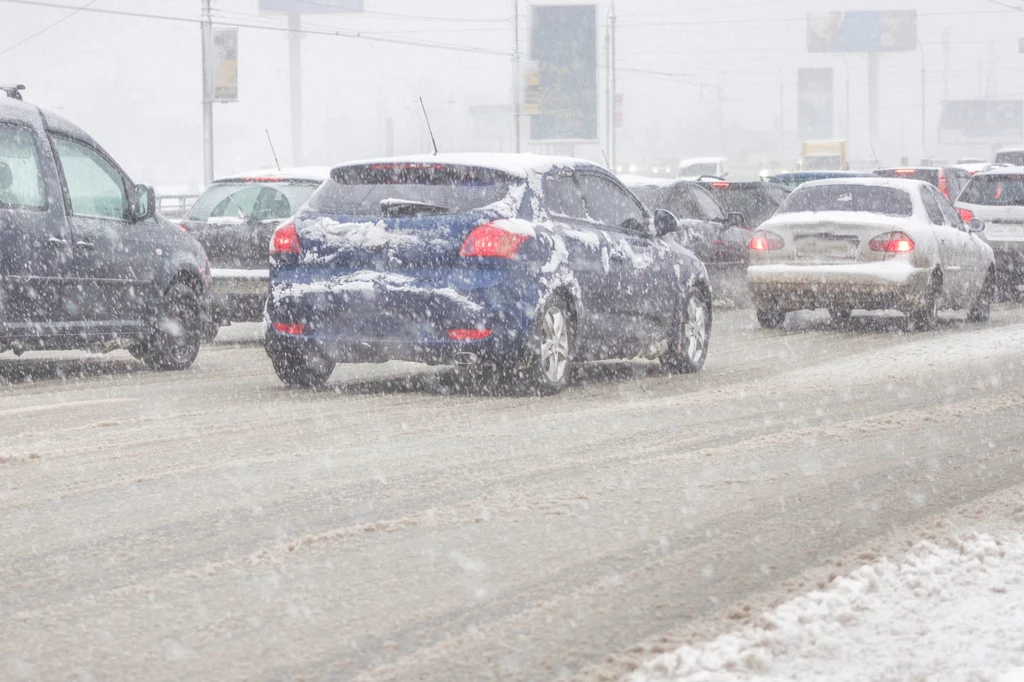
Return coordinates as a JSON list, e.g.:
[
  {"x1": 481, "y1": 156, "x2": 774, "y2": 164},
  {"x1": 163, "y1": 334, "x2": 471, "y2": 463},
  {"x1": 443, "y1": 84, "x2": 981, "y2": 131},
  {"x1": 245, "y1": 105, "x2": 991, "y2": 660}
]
[
  {"x1": 667, "y1": 187, "x2": 702, "y2": 220},
  {"x1": 53, "y1": 136, "x2": 128, "y2": 221},
  {"x1": 577, "y1": 173, "x2": 646, "y2": 232},
  {"x1": 920, "y1": 187, "x2": 945, "y2": 226},
  {"x1": 0, "y1": 124, "x2": 46, "y2": 210},
  {"x1": 692, "y1": 187, "x2": 725, "y2": 221},
  {"x1": 543, "y1": 174, "x2": 588, "y2": 220},
  {"x1": 936, "y1": 188, "x2": 965, "y2": 230}
]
